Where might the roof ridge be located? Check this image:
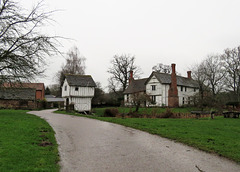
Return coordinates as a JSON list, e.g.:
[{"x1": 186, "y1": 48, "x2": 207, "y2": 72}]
[{"x1": 65, "y1": 74, "x2": 91, "y2": 77}]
